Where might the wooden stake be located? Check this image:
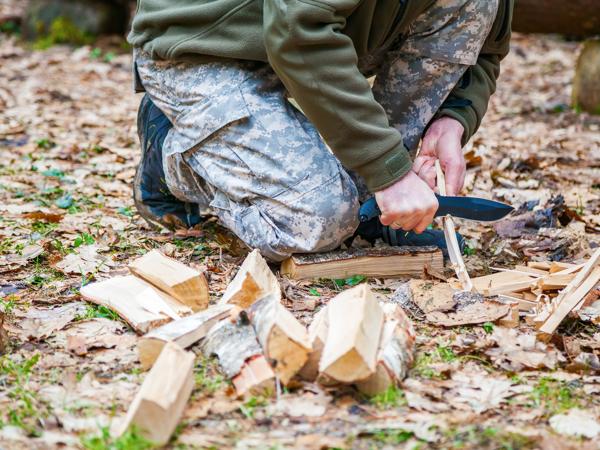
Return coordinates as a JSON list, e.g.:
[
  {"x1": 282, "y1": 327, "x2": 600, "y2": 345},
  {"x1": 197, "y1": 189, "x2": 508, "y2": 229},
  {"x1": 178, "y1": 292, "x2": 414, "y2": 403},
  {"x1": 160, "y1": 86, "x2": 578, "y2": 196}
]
[
  {"x1": 319, "y1": 285, "x2": 384, "y2": 383},
  {"x1": 81, "y1": 275, "x2": 192, "y2": 334},
  {"x1": 201, "y1": 318, "x2": 275, "y2": 396},
  {"x1": 138, "y1": 304, "x2": 233, "y2": 370},
  {"x1": 220, "y1": 249, "x2": 281, "y2": 308},
  {"x1": 247, "y1": 294, "x2": 311, "y2": 385},
  {"x1": 355, "y1": 303, "x2": 415, "y2": 395},
  {"x1": 469, "y1": 271, "x2": 538, "y2": 296},
  {"x1": 435, "y1": 161, "x2": 473, "y2": 291},
  {"x1": 281, "y1": 247, "x2": 443, "y2": 280},
  {"x1": 119, "y1": 342, "x2": 195, "y2": 446},
  {"x1": 129, "y1": 250, "x2": 209, "y2": 312}
]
